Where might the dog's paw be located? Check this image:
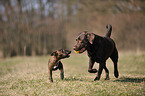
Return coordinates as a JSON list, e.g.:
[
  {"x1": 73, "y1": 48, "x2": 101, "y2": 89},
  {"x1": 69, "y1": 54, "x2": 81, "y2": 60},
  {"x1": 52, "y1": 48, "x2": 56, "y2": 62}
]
[
  {"x1": 105, "y1": 77, "x2": 110, "y2": 80},
  {"x1": 92, "y1": 69, "x2": 97, "y2": 73},
  {"x1": 94, "y1": 77, "x2": 100, "y2": 81},
  {"x1": 50, "y1": 79, "x2": 53, "y2": 83},
  {"x1": 114, "y1": 70, "x2": 119, "y2": 78},
  {"x1": 60, "y1": 71, "x2": 64, "y2": 80},
  {"x1": 105, "y1": 73, "x2": 110, "y2": 80},
  {"x1": 88, "y1": 69, "x2": 97, "y2": 73}
]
